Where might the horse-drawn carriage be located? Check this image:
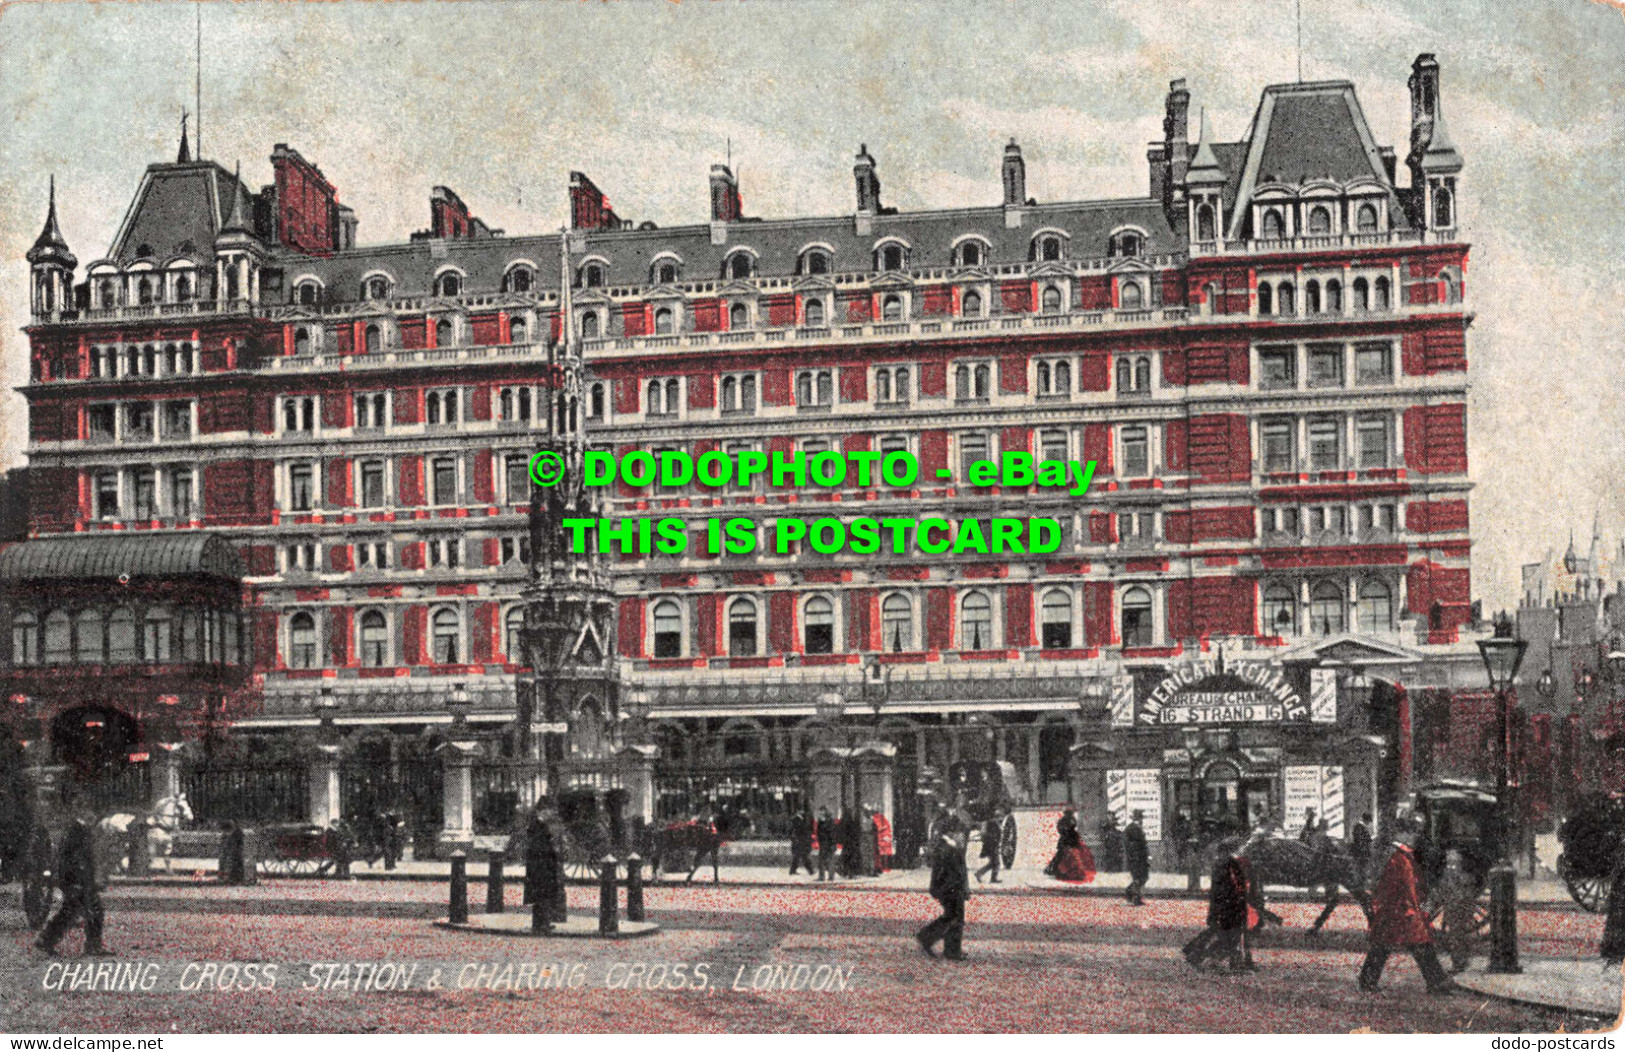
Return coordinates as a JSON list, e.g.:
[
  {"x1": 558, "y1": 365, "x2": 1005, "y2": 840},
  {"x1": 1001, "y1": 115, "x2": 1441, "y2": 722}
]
[
  {"x1": 257, "y1": 823, "x2": 335, "y2": 877},
  {"x1": 1408, "y1": 780, "x2": 1507, "y2": 938},
  {"x1": 942, "y1": 759, "x2": 1019, "y2": 869},
  {"x1": 1556, "y1": 793, "x2": 1625, "y2": 913}
]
